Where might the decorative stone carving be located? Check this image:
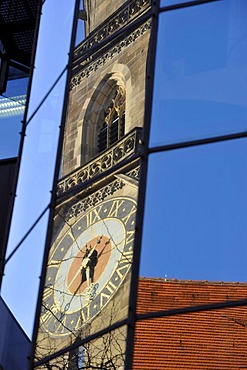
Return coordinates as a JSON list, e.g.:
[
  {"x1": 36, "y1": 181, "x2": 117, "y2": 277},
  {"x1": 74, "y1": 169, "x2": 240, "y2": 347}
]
[
  {"x1": 57, "y1": 128, "x2": 142, "y2": 196},
  {"x1": 74, "y1": 0, "x2": 151, "y2": 59},
  {"x1": 126, "y1": 166, "x2": 140, "y2": 181},
  {"x1": 71, "y1": 20, "x2": 151, "y2": 88},
  {"x1": 65, "y1": 178, "x2": 125, "y2": 221}
]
